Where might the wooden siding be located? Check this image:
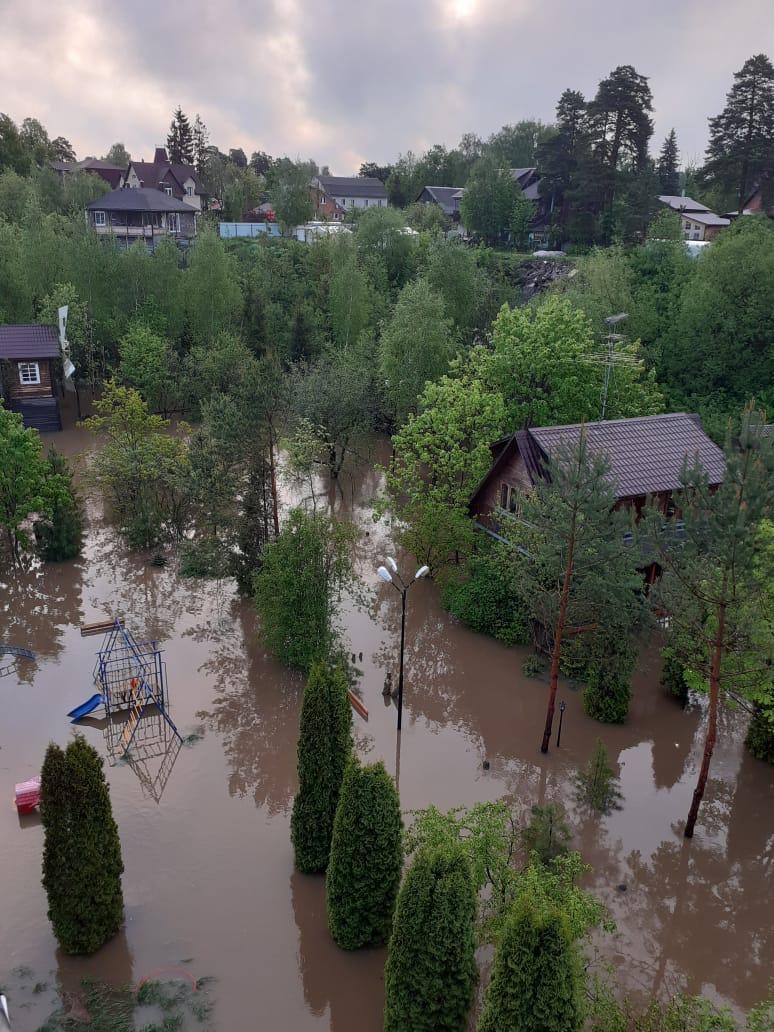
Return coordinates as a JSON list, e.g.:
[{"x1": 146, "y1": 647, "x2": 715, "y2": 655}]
[
  {"x1": 5, "y1": 358, "x2": 54, "y2": 400},
  {"x1": 474, "y1": 446, "x2": 533, "y2": 527}
]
